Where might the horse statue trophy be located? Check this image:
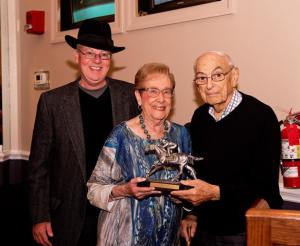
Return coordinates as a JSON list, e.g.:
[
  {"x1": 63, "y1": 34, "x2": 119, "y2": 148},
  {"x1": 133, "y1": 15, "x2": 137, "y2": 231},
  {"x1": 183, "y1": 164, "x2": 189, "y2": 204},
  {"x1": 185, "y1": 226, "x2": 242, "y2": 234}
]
[{"x1": 138, "y1": 139, "x2": 203, "y2": 192}]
